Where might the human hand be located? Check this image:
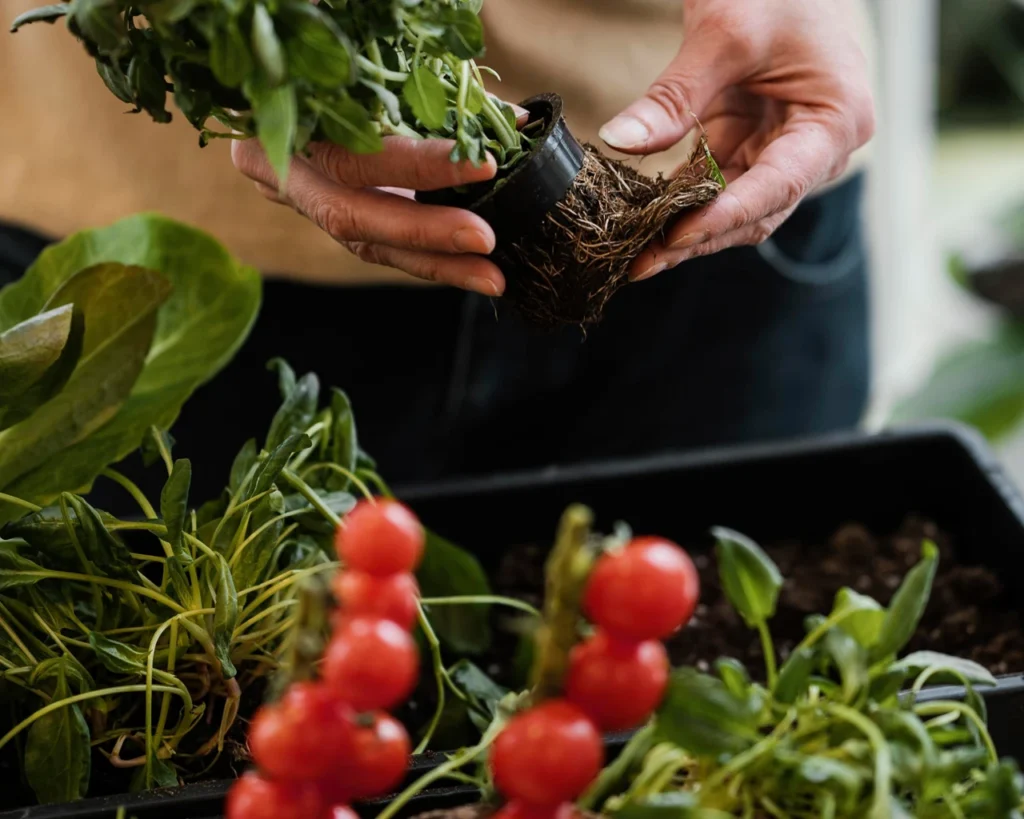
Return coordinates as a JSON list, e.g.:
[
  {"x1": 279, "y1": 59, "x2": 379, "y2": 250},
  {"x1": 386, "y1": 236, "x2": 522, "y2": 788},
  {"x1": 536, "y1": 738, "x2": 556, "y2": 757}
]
[
  {"x1": 231, "y1": 136, "x2": 505, "y2": 296},
  {"x1": 598, "y1": 0, "x2": 876, "y2": 281}
]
